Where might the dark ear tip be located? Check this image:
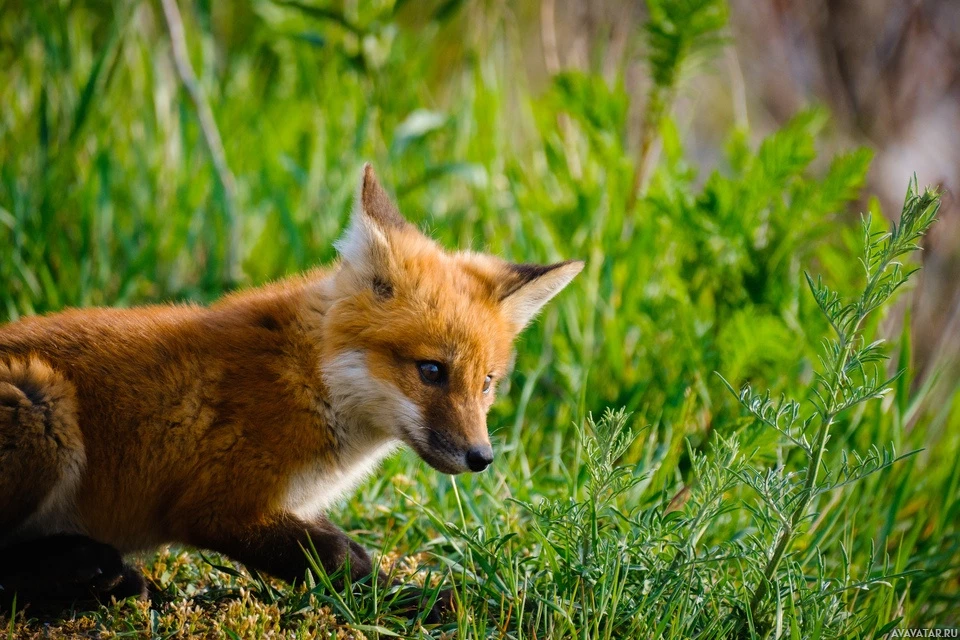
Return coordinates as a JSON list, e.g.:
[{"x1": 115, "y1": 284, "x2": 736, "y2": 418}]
[
  {"x1": 546, "y1": 259, "x2": 585, "y2": 275},
  {"x1": 357, "y1": 162, "x2": 408, "y2": 230},
  {"x1": 361, "y1": 163, "x2": 379, "y2": 193},
  {"x1": 500, "y1": 259, "x2": 583, "y2": 300}
]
